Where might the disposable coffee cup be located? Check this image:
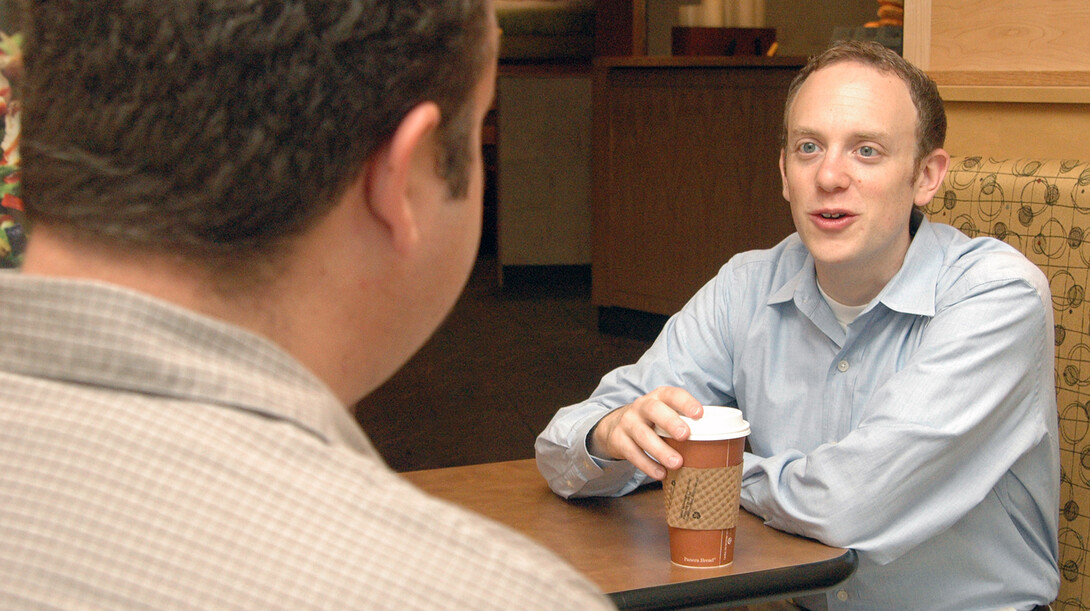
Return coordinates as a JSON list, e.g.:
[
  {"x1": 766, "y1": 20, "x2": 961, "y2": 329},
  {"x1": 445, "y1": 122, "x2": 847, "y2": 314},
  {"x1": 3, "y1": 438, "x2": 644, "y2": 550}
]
[{"x1": 655, "y1": 406, "x2": 750, "y2": 568}]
